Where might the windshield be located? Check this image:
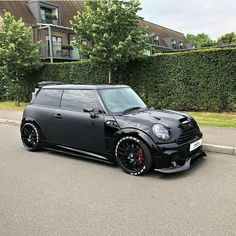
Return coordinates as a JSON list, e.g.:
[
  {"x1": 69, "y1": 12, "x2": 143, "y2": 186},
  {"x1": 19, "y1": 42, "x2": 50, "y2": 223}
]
[{"x1": 99, "y1": 87, "x2": 147, "y2": 113}]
